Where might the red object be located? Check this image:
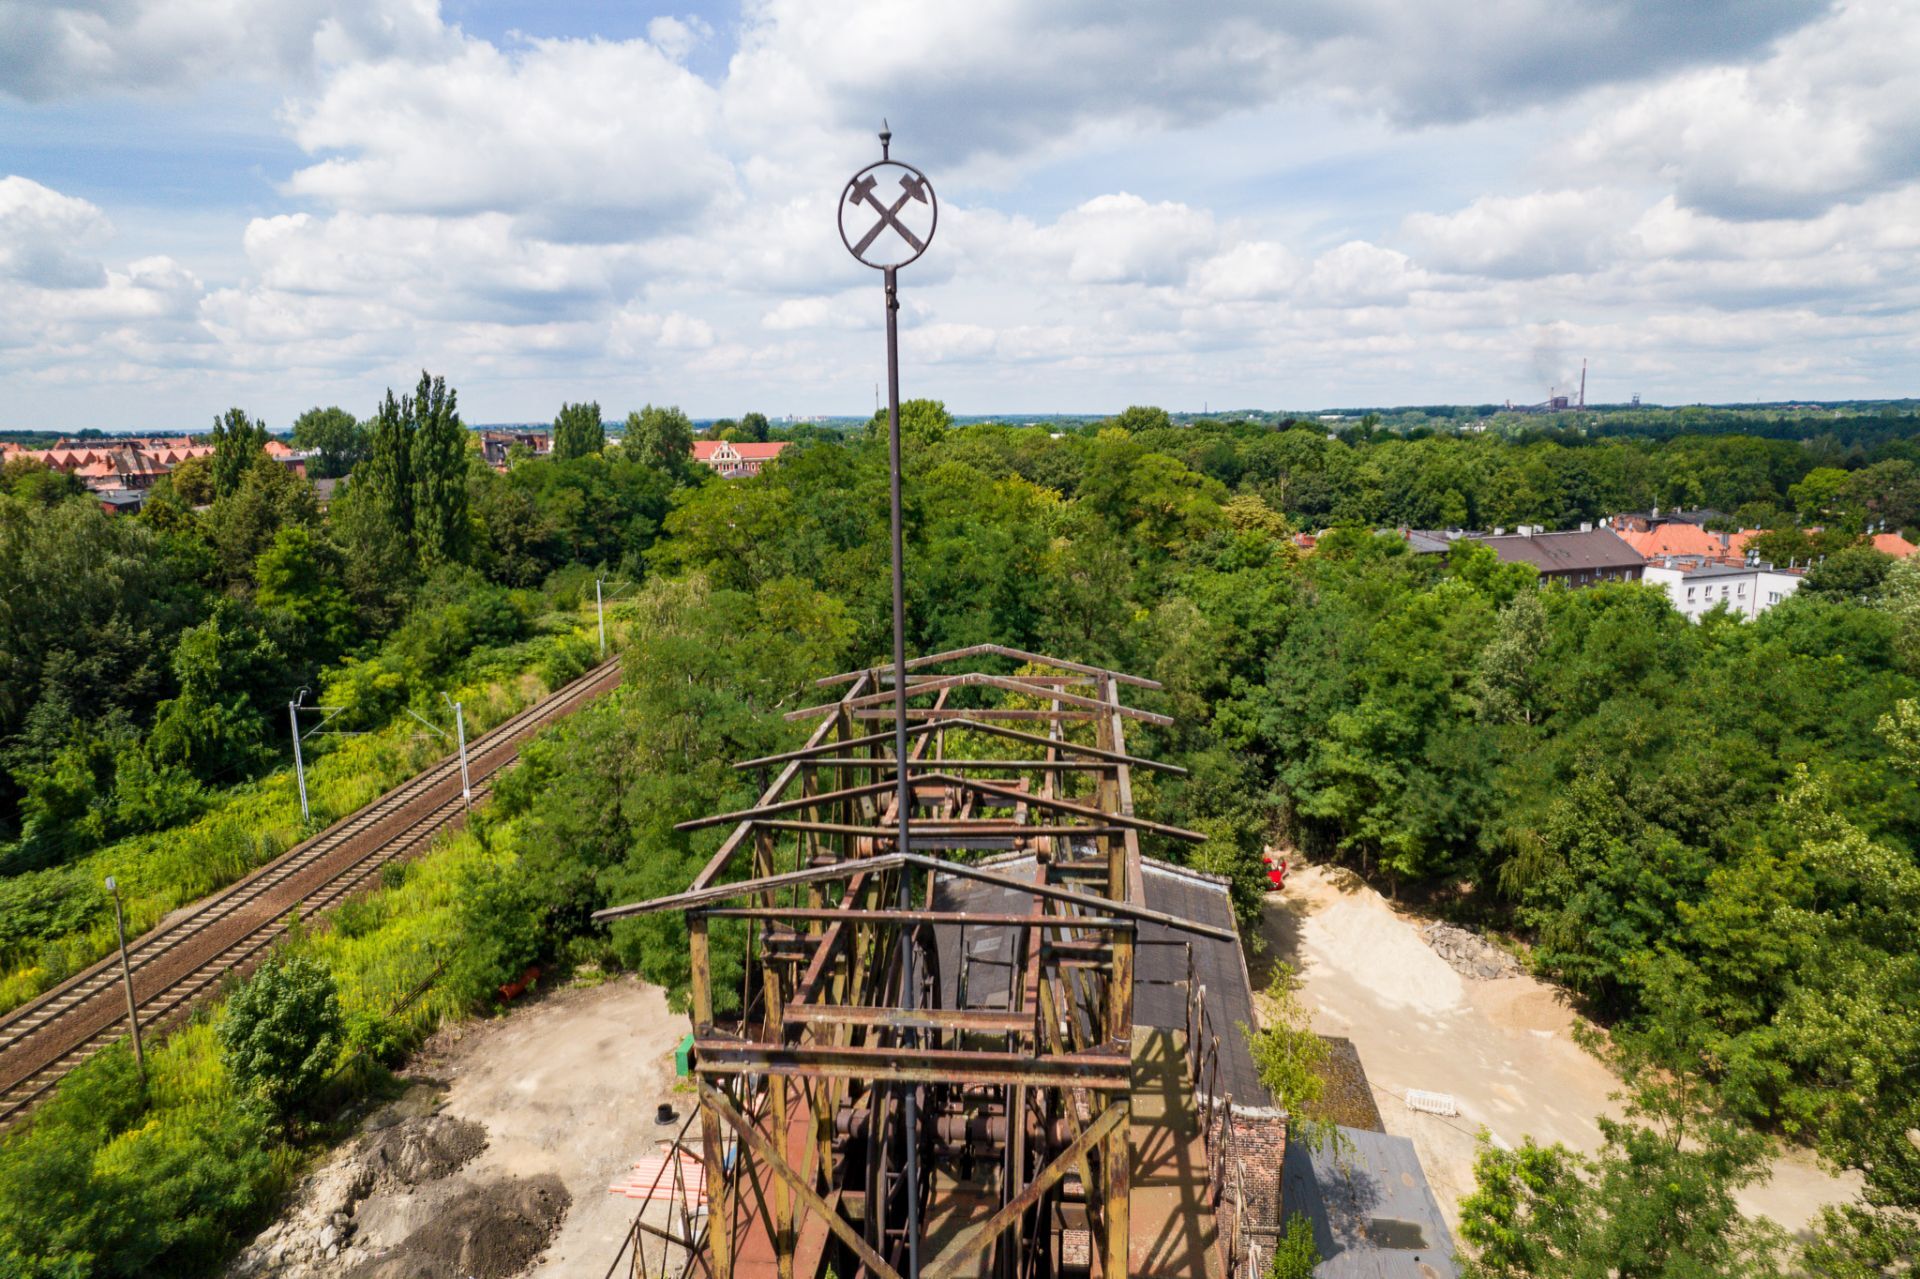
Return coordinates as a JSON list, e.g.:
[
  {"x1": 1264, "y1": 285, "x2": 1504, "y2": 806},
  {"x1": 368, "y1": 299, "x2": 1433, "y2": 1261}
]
[
  {"x1": 497, "y1": 964, "x2": 542, "y2": 1001},
  {"x1": 1267, "y1": 859, "x2": 1288, "y2": 889}
]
